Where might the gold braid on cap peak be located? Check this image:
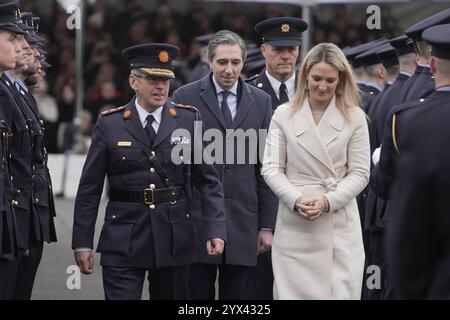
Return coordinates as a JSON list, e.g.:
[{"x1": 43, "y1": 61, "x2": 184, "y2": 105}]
[{"x1": 140, "y1": 68, "x2": 175, "y2": 79}]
